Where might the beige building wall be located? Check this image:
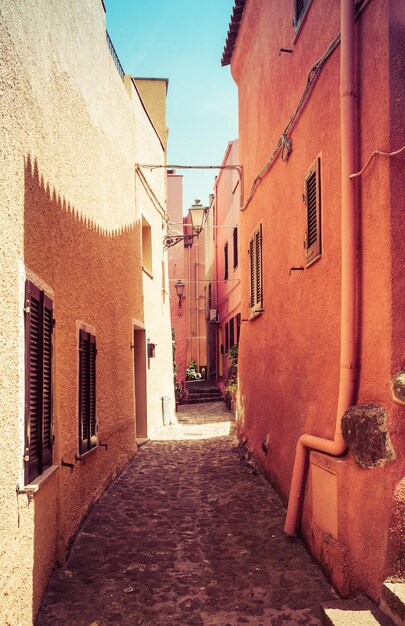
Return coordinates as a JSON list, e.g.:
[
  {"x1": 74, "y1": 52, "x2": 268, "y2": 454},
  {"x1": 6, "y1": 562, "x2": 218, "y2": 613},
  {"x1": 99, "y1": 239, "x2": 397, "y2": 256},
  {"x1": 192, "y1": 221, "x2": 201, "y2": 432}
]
[
  {"x1": 0, "y1": 1, "x2": 173, "y2": 622},
  {"x1": 134, "y1": 78, "x2": 169, "y2": 148},
  {"x1": 184, "y1": 211, "x2": 207, "y2": 374},
  {"x1": 133, "y1": 80, "x2": 175, "y2": 435}
]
